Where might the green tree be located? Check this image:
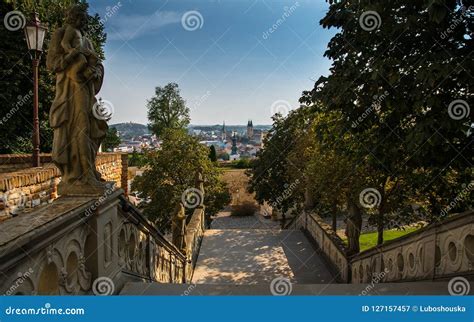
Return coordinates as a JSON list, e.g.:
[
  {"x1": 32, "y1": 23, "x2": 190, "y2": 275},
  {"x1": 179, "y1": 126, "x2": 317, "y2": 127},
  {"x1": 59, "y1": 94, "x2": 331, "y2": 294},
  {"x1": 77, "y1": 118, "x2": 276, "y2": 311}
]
[
  {"x1": 1, "y1": 0, "x2": 106, "y2": 153},
  {"x1": 128, "y1": 148, "x2": 145, "y2": 167},
  {"x1": 302, "y1": 0, "x2": 473, "y2": 244},
  {"x1": 209, "y1": 145, "x2": 217, "y2": 162},
  {"x1": 217, "y1": 152, "x2": 229, "y2": 161},
  {"x1": 132, "y1": 130, "x2": 230, "y2": 232},
  {"x1": 249, "y1": 108, "x2": 310, "y2": 215},
  {"x1": 147, "y1": 83, "x2": 190, "y2": 138},
  {"x1": 102, "y1": 127, "x2": 121, "y2": 152}
]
